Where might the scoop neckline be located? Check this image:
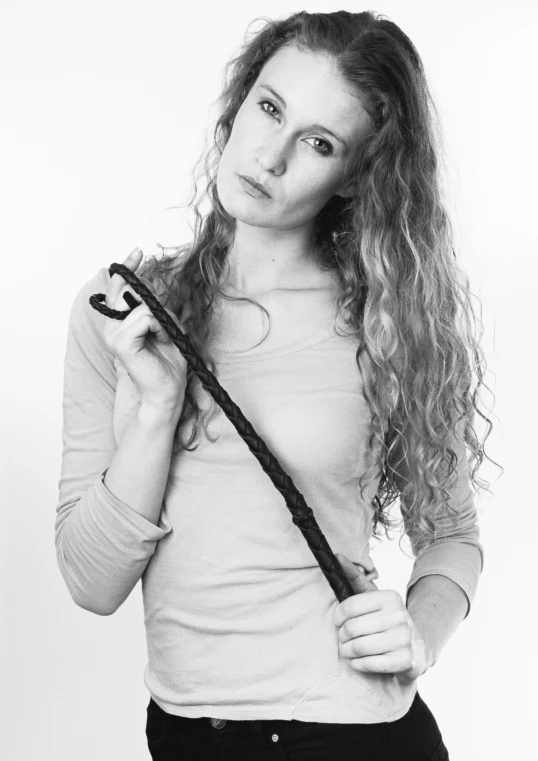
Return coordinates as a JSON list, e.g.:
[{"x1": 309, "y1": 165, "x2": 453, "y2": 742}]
[{"x1": 210, "y1": 324, "x2": 340, "y2": 363}]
